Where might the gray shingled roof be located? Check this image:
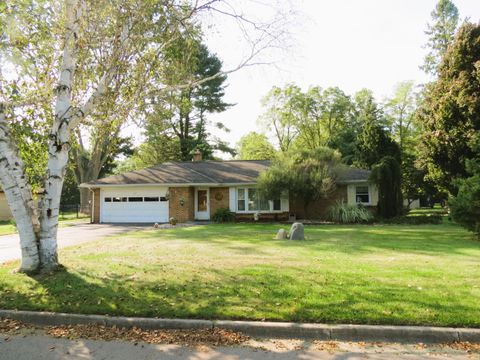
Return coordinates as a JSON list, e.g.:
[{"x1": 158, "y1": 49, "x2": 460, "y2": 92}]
[{"x1": 81, "y1": 160, "x2": 370, "y2": 187}]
